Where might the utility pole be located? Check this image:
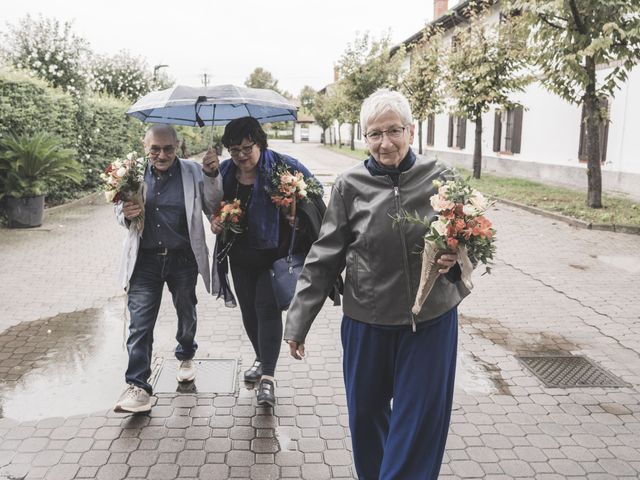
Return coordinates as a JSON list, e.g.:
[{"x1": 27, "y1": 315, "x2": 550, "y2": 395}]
[
  {"x1": 201, "y1": 72, "x2": 210, "y2": 87},
  {"x1": 153, "y1": 64, "x2": 169, "y2": 83}
]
